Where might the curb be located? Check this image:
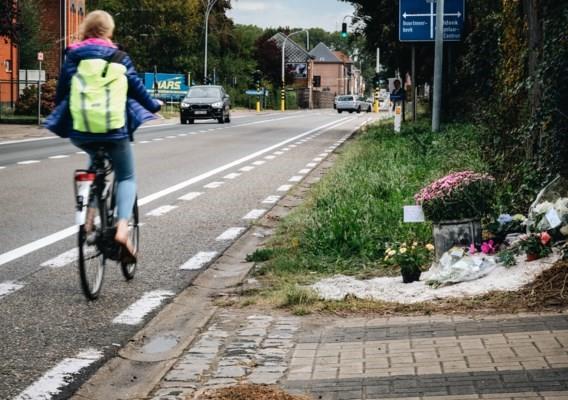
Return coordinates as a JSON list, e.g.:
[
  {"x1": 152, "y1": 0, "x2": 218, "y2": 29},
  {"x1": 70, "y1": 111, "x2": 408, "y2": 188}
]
[{"x1": 71, "y1": 118, "x2": 372, "y2": 400}]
